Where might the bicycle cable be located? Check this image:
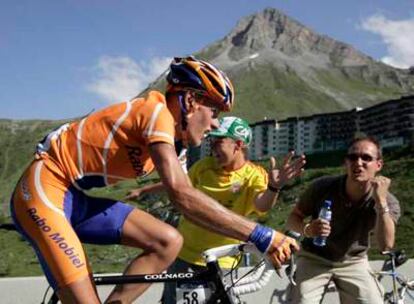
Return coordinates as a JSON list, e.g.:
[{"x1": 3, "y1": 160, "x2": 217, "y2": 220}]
[
  {"x1": 225, "y1": 252, "x2": 244, "y2": 302},
  {"x1": 225, "y1": 259, "x2": 266, "y2": 292}
]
